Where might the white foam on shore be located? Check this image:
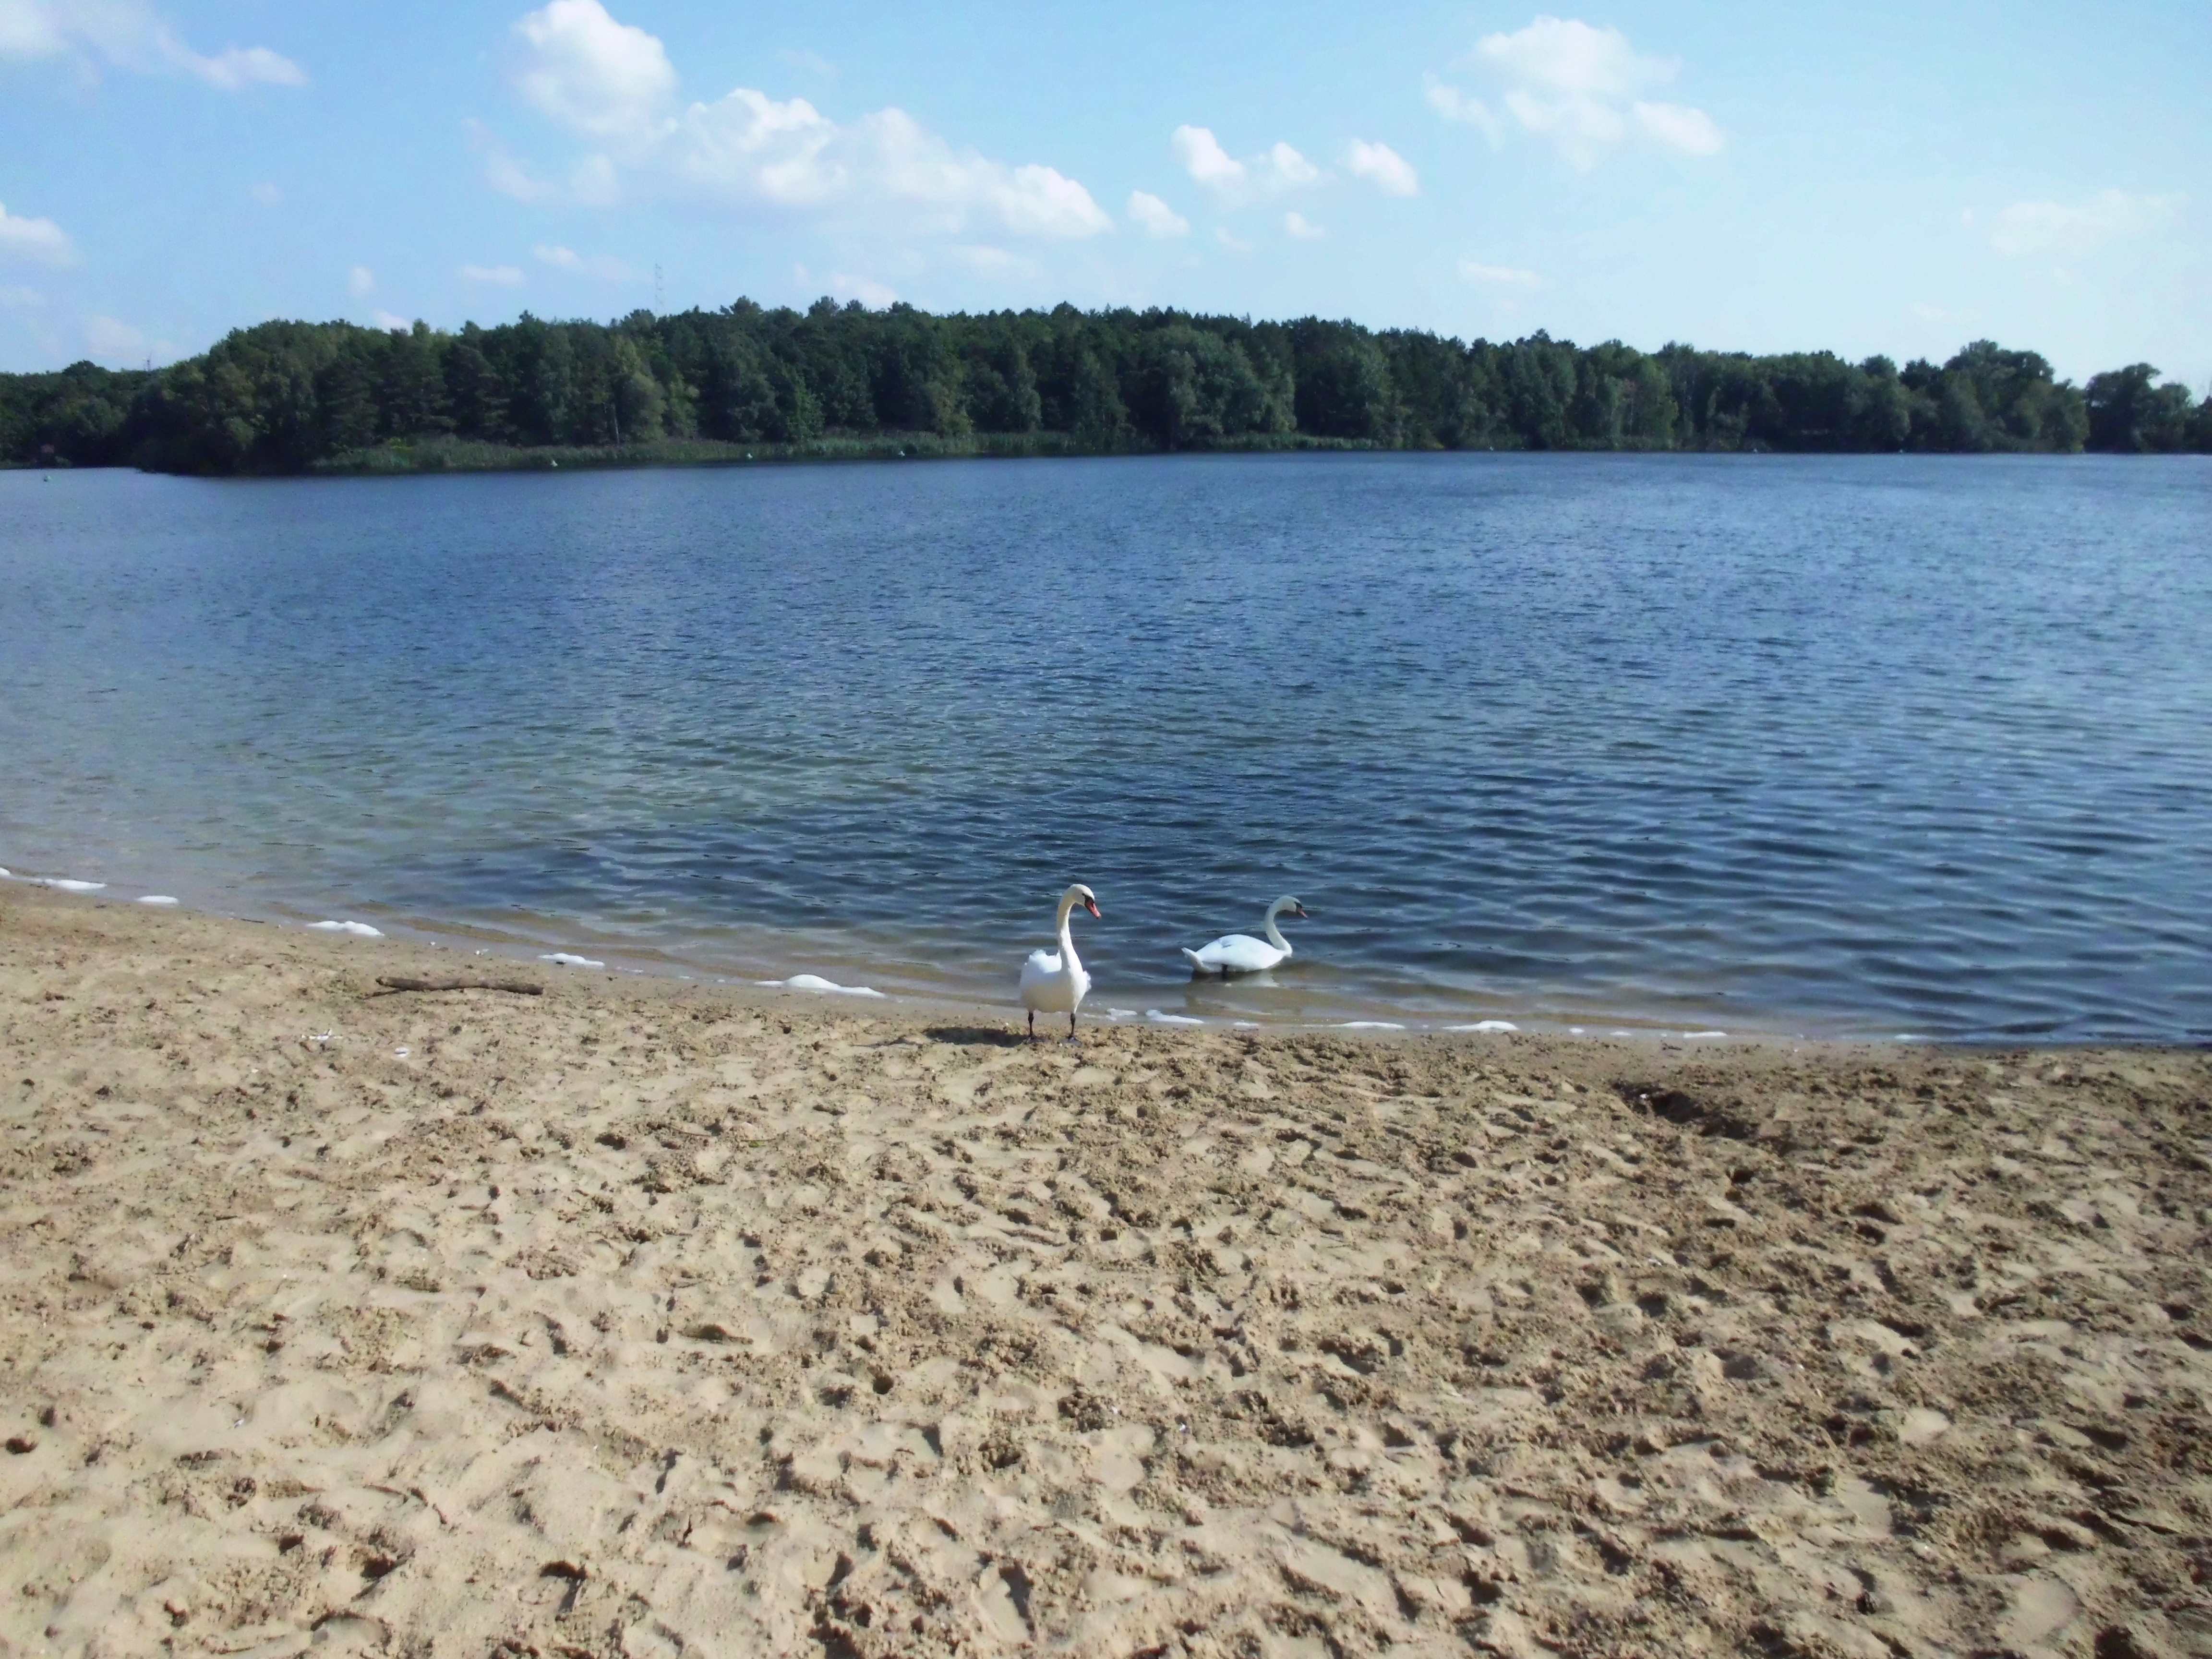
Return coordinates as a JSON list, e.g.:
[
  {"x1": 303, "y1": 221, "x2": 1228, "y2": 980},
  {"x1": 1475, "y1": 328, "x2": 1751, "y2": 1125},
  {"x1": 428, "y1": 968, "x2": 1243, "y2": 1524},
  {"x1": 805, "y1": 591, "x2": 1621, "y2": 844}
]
[
  {"x1": 1341, "y1": 1021, "x2": 1406, "y2": 1031},
  {"x1": 1146, "y1": 1010, "x2": 1204, "y2": 1025},
  {"x1": 309, "y1": 920, "x2": 383, "y2": 938},
  {"x1": 1105, "y1": 1008, "x2": 1138, "y2": 1020},
  {"x1": 1232, "y1": 1021, "x2": 1260, "y2": 1029},
  {"x1": 1682, "y1": 1030, "x2": 1729, "y2": 1039},
  {"x1": 781, "y1": 974, "x2": 884, "y2": 998},
  {"x1": 137, "y1": 895, "x2": 179, "y2": 906},
  {"x1": 540, "y1": 952, "x2": 604, "y2": 968},
  {"x1": 1444, "y1": 1020, "x2": 1519, "y2": 1033}
]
